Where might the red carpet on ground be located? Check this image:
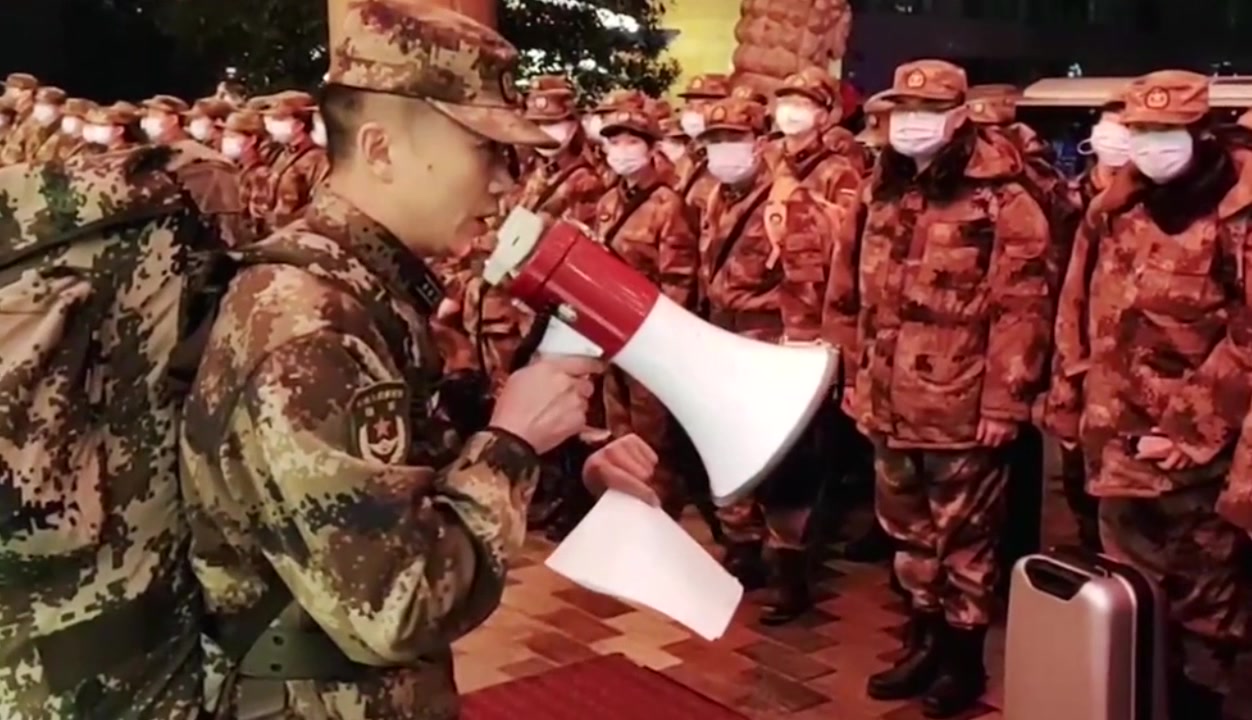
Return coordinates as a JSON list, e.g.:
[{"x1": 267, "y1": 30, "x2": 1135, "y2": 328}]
[{"x1": 461, "y1": 654, "x2": 750, "y2": 720}]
